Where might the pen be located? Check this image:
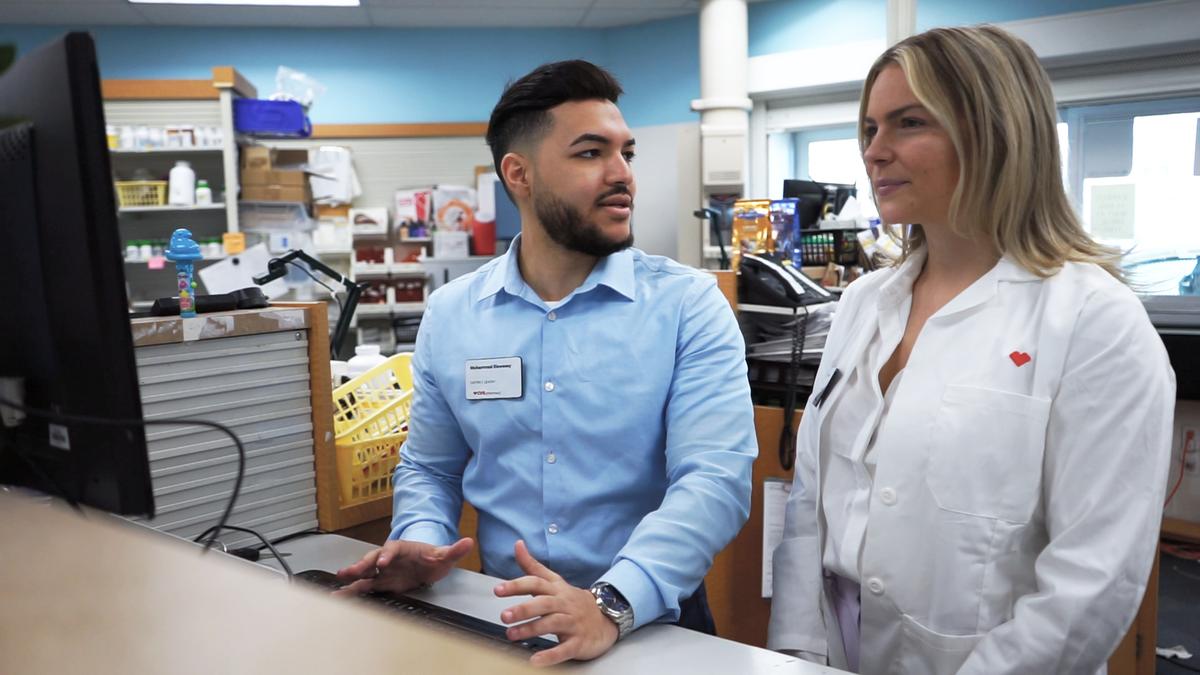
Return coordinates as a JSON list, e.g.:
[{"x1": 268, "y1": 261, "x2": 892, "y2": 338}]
[{"x1": 813, "y1": 368, "x2": 842, "y2": 408}]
